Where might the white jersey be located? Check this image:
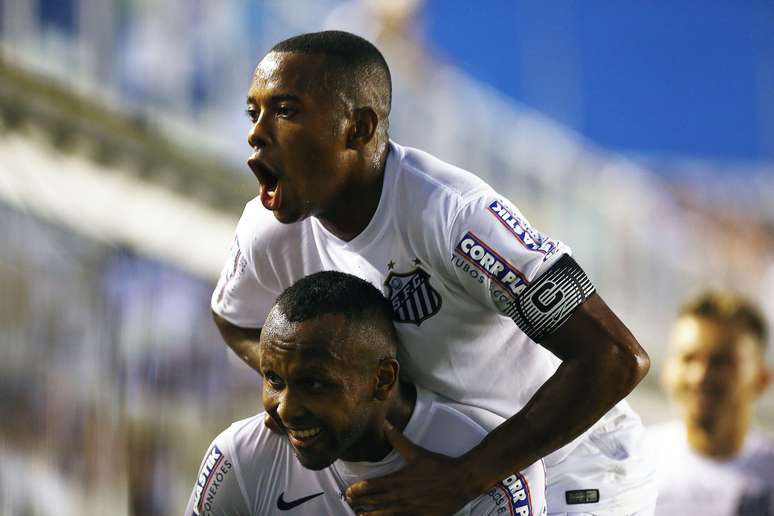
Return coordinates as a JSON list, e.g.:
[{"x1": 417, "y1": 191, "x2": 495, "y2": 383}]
[
  {"x1": 647, "y1": 422, "x2": 774, "y2": 516},
  {"x1": 185, "y1": 387, "x2": 546, "y2": 515},
  {"x1": 212, "y1": 140, "x2": 654, "y2": 513}
]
